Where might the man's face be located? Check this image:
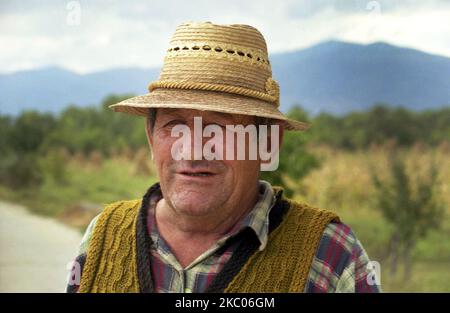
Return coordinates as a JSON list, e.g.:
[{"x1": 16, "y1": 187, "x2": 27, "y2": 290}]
[{"x1": 146, "y1": 108, "x2": 264, "y2": 218}]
